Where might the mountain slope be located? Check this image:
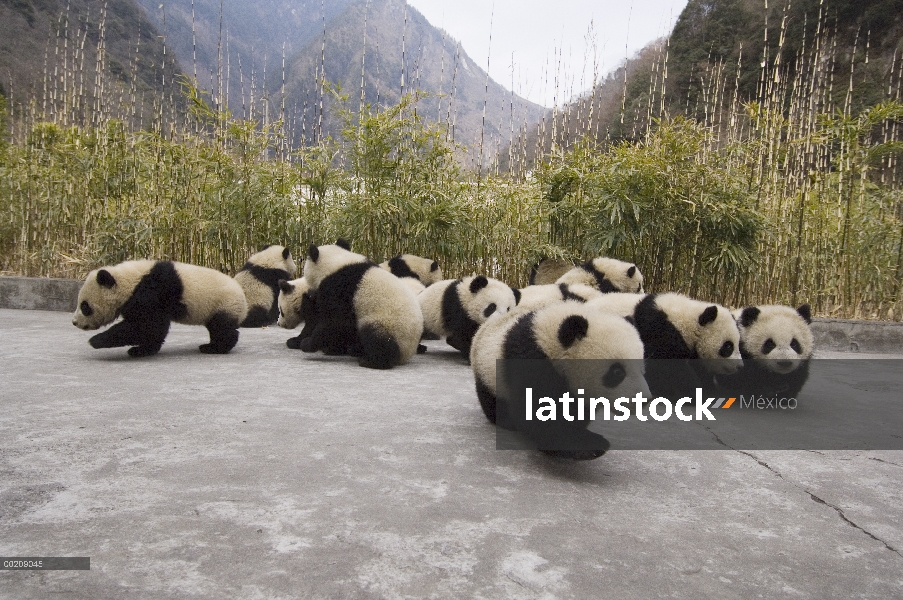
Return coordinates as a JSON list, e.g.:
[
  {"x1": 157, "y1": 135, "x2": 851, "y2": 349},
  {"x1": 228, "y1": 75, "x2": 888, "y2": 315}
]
[
  {"x1": 280, "y1": 0, "x2": 544, "y2": 155},
  {"x1": 501, "y1": 0, "x2": 903, "y2": 171},
  {"x1": 132, "y1": 0, "x2": 544, "y2": 154},
  {"x1": 132, "y1": 0, "x2": 355, "y2": 112},
  {"x1": 0, "y1": 0, "x2": 179, "y2": 124},
  {"x1": 667, "y1": 0, "x2": 903, "y2": 117}
]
